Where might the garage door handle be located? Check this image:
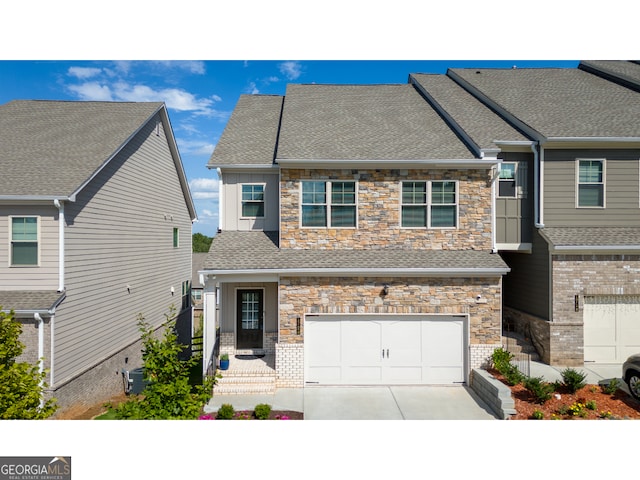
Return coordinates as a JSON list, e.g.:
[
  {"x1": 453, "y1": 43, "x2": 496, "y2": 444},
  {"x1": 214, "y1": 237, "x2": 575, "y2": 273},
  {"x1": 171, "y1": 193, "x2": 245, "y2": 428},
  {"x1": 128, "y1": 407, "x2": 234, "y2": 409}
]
[
  {"x1": 382, "y1": 349, "x2": 385, "y2": 358},
  {"x1": 386, "y1": 349, "x2": 389, "y2": 358}
]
